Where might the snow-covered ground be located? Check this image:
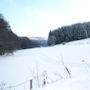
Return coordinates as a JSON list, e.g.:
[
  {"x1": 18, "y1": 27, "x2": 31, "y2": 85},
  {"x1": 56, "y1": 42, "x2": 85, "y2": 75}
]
[{"x1": 0, "y1": 38, "x2": 90, "y2": 90}]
